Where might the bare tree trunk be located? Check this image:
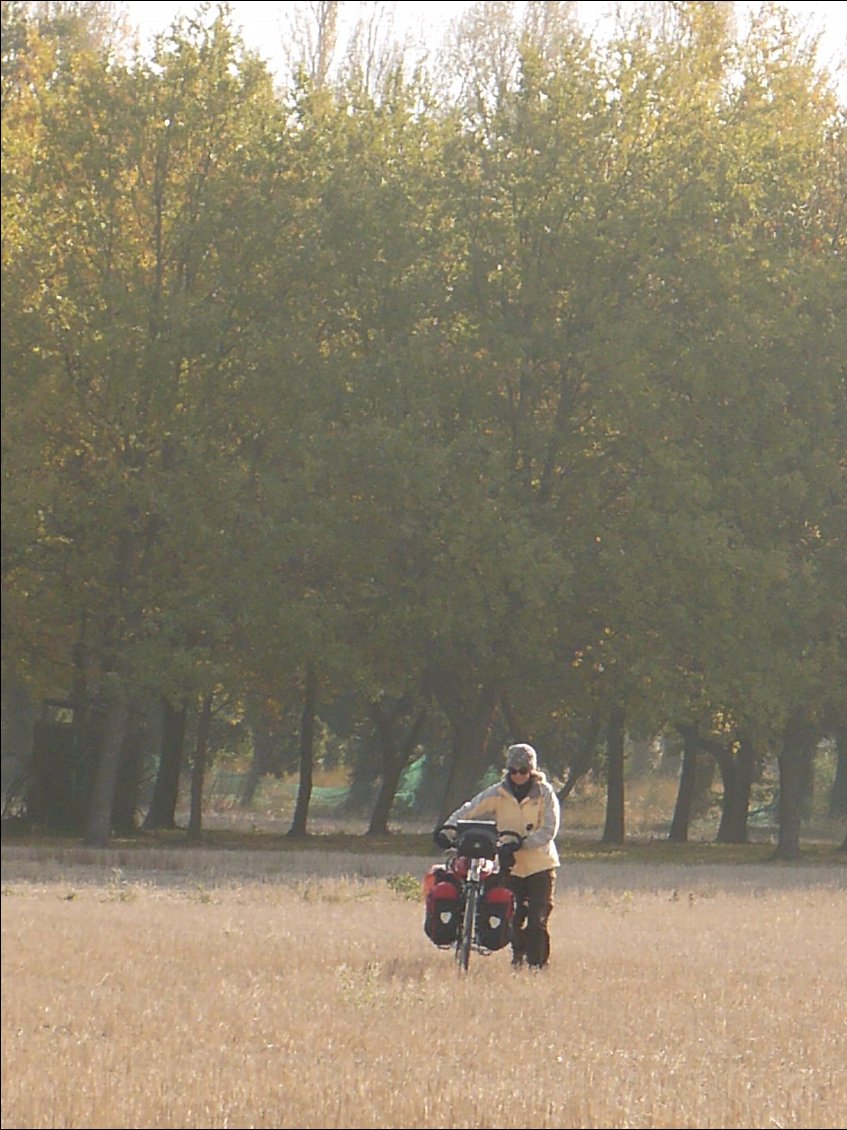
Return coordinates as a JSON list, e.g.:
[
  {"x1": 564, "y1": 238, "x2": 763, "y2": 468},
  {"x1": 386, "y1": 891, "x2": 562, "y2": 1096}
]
[
  {"x1": 431, "y1": 675, "x2": 501, "y2": 823},
  {"x1": 144, "y1": 697, "x2": 187, "y2": 830},
  {"x1": 284, "y1": 0, "x2": 338, "y2": 87},
  {"x1": 499, "y1": 691, "x2": 523, "y2": 741},
  {"x1": 774, "y1": 709, "x2": 815, "y2": 861},
  {"x1": 111, "y1": 703, "x2": 151, "y2": 835},
  {"x1": 241, "y1": 699, "x2": 286, "y2": 807},
  {"x1": 366, "y1": 698, "x2": 428, "y2": 836},
  {"x1": 829, "y1": 726, "x2": 847, "y2": 818},
  {"x1": 83, "y1": 697, "x2": 129, "y2": 848},
  {"x1": 557, "y1": 710, "x2": 601, "y2": 805},
  {"x1": 601, "y1": 706, "x2": 626, "y2": 845},
  {"x1": 715, "y1": 736, "x2": 755, "y2": 844},
  {"x1": 187, "y1": 693, "x2": 213, "y2": 843},
  {"x1": 668, "y1": 726, "x2": 698, "y2": 842},
  {"x1": 288, "y1": 664, "x2": 318, "y2": 839}
]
